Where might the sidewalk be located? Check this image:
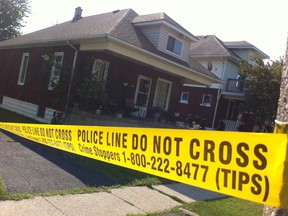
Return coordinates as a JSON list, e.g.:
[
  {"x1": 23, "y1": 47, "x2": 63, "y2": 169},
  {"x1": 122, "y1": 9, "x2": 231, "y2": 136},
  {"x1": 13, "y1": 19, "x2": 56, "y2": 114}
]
[
  {"x1": 0, "y1": 183, "x2": 224, "y2": 216},
  {"x1": 0, "y1": 131, "x2": 225, "y2": 215}
]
